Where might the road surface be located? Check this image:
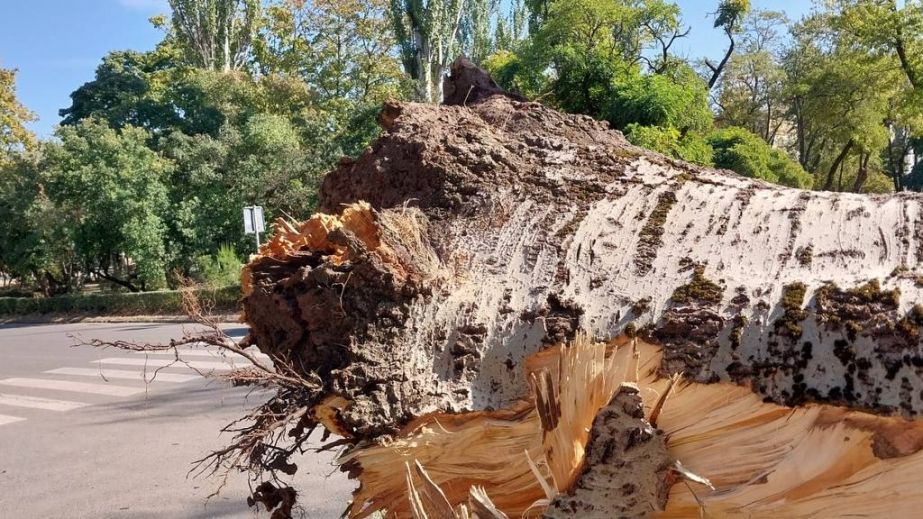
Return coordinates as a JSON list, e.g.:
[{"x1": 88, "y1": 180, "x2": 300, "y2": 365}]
[{"x1": 0, "y1": 322, "x2": 355, "y2": 518}]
